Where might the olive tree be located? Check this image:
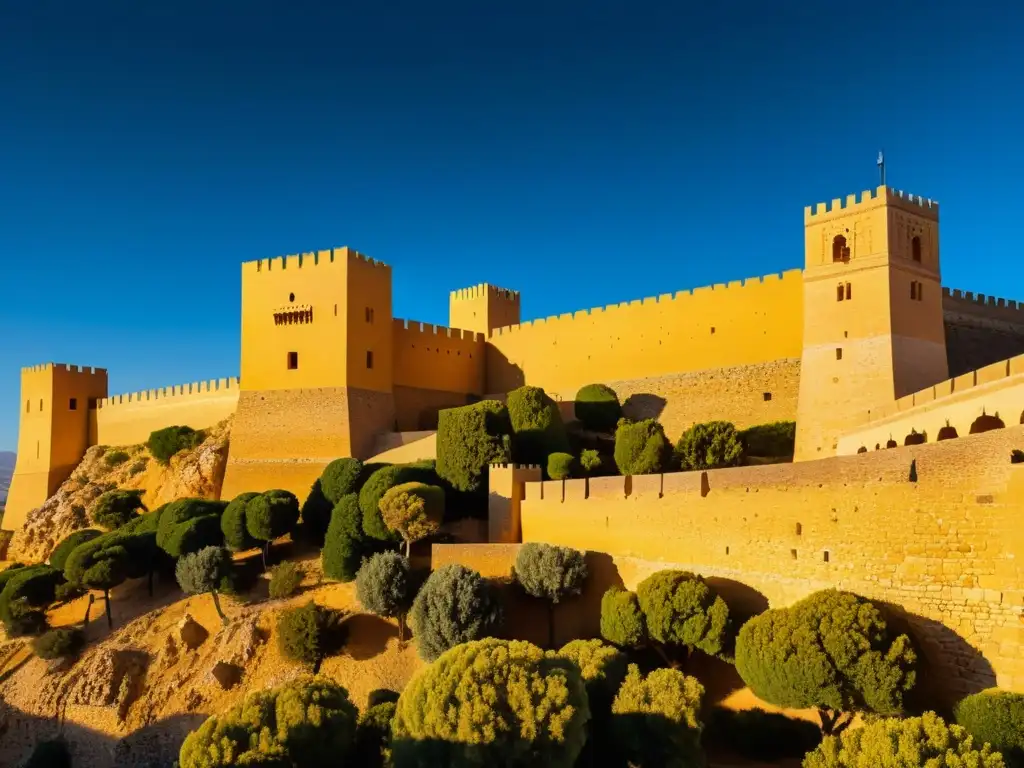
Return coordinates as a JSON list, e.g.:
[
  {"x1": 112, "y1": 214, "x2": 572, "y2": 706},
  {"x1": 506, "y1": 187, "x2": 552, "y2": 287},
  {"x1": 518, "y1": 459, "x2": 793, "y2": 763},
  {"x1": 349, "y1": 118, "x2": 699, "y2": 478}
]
[
  {"x1": 176, "y1": 546, "x2": 231, "y2": 625},
  {"x1": 179, "y1": 676, "x2": 359, "y2": 768},
  {"x1": 356, "y1": 551, "x2": 412, "y2": 641},
  {"x1": 391, "y1": 638, "x2": 590, "y2": 768},
  {"x1": 379, "y1": 482, "x2": 445, "y2": 558},
  {"x1": 513, "y1": 542, "x2": 588, "y2": 648},
  {"x1": 410, "y1": 563, "x2": 502, "y2": 661},
  {"x1": 734, "y1": 589, "x2": 917, "y2": 735}
]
